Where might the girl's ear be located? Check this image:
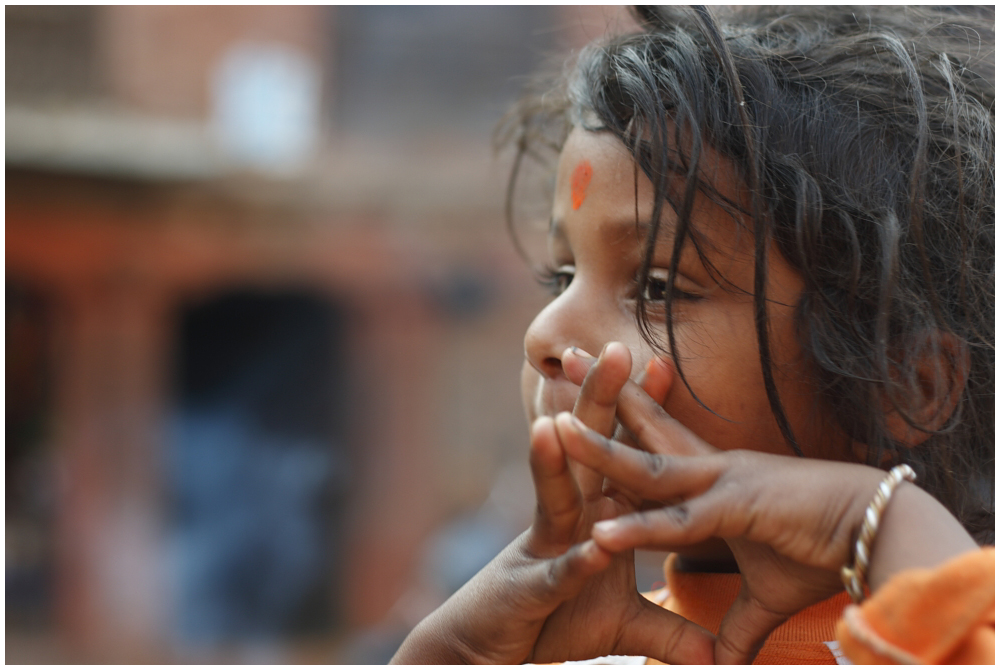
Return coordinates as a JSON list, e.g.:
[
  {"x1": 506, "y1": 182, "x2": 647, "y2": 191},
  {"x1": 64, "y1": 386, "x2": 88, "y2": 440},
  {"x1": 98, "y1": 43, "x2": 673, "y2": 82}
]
[{"x1": 884, "y1": 331, "x2": 970, "y2": 448}]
